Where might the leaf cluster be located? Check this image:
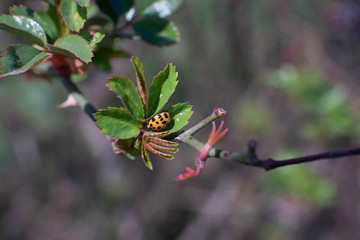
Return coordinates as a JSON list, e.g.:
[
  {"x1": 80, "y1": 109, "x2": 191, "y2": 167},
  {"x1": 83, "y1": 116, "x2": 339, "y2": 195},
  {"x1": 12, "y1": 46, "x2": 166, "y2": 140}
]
[
  {"x1": 94, "y1": 57, "x2": 192, "y2": 169},
  {"x1": 0, "y1": 0, "x2": 182, "y2": 77}
]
